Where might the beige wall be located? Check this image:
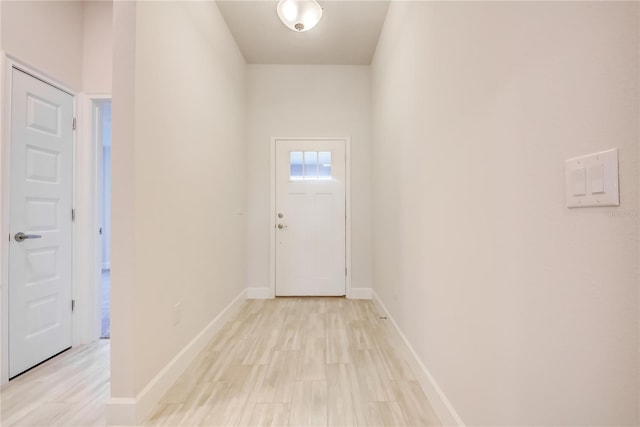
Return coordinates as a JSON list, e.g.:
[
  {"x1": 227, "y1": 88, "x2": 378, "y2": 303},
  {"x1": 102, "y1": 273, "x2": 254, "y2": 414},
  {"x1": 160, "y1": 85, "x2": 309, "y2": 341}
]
[
  {"x1": 1, "y1": 0, "x2": 84, "y2": 91},
  {"x1": 0, "y1": 0, "x2": 4, "y2": 386},
  {"x1": 246, "y1": 65, "x2": 372, "y2": 294},
  {"x1": 1, "y1": 0, "x2": 112, "y2": 93},
  {"x1": 111, "y1": 0, "x2": 246, "y2": 398},
  {"x1": 110, "y1": 0, "x2": 136, "y2": 398},
  {"x1": 82, "y1": 0, "x2": 112, "y2": 94},
  {"x1": 371, "y1": 1, "x2": 639, "y2": 425}
]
